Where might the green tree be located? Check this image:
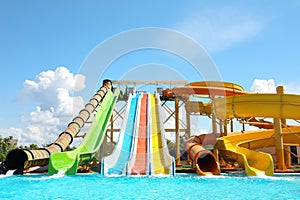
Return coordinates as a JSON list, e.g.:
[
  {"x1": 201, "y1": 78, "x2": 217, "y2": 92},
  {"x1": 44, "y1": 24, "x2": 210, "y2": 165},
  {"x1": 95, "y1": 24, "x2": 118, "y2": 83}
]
[
  {"x1": 0, "y1": 136, "x2": 18, "y2": 162},
  {"x1": 28, "y1": 144, "x2": 39, "y2": 150},
  {"x1": 19, "y1": 144, "x2": 39, "y2": 150},
  {"x1": 65, "y1": 145, "x2": 76, "y2": 151}
]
